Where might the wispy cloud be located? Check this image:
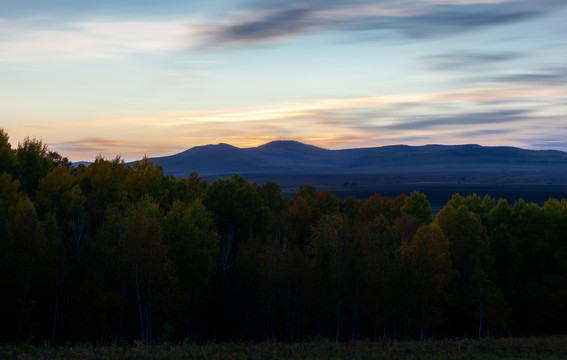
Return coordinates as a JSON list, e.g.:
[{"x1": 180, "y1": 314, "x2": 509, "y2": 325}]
[
  {"x1": 52, "y1": 137, "x2": 183, "y2": 161},
  {"x1": 0, "y1": 17, "x2": 191, "y2": 62},
  {"x1": 196, "y1": 0, "x2": 562, "y2": 47},
  {"x1": 381, "y1": 109, "x2": 531, "y2": 130},
  {"x1": 47, "y1": 83, "x2": 567, "y2": 161},
  {"x1": 2, "y1": 0, "x2": 561, "y2": 60},
  {"x1": 421, "y1": 51, "x2": 523, "y2": 71},
  {"x1": 57, "y1": 138, "x2": 125, "y2": 149},
  {"x1": 486, "y1": 68, "x2": 567, "y2": 85}
]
